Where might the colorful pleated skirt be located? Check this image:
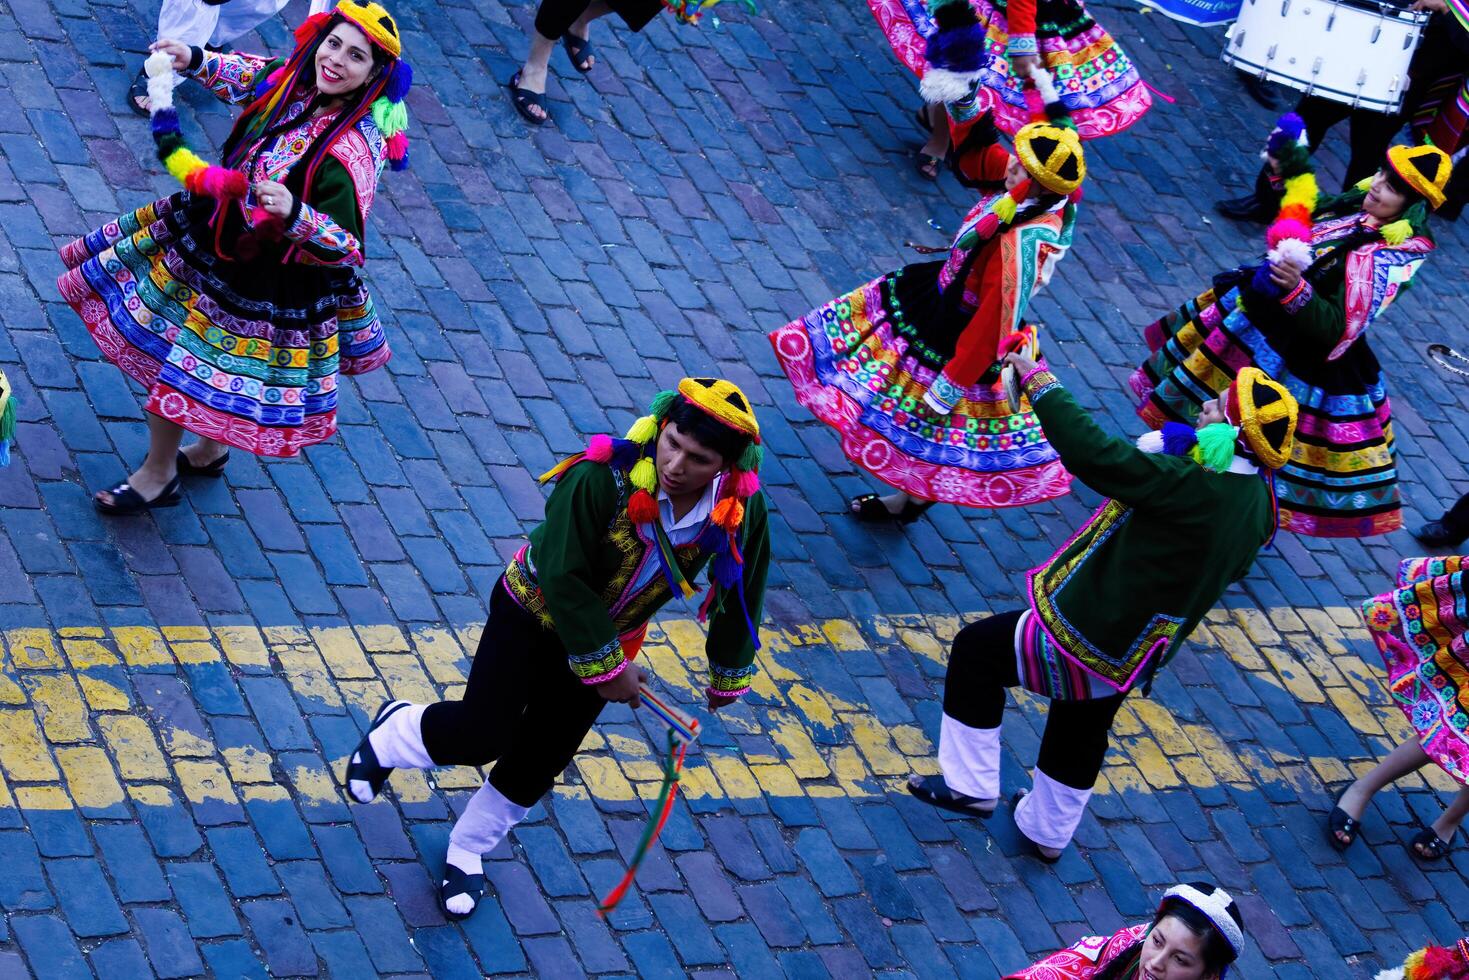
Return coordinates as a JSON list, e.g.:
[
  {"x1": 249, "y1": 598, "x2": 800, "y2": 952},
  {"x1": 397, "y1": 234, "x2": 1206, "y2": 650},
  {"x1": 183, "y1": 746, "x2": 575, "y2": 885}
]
[
  {"x1": 1362, "y1": 556, "x2": 1469, "y2": 785},
  {"x1": 768, "y1": 261, "x2": 1070, "y2": 509},
  {"x1": 56, "y1": 192, "x2": 389, "y2": 458},
  {"x1": 867, "y1": 0, "x2": 1152, "y2": 138},
  {"x1": 1130, "y1": 285, "x2": 1399, "y2": 538}
]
